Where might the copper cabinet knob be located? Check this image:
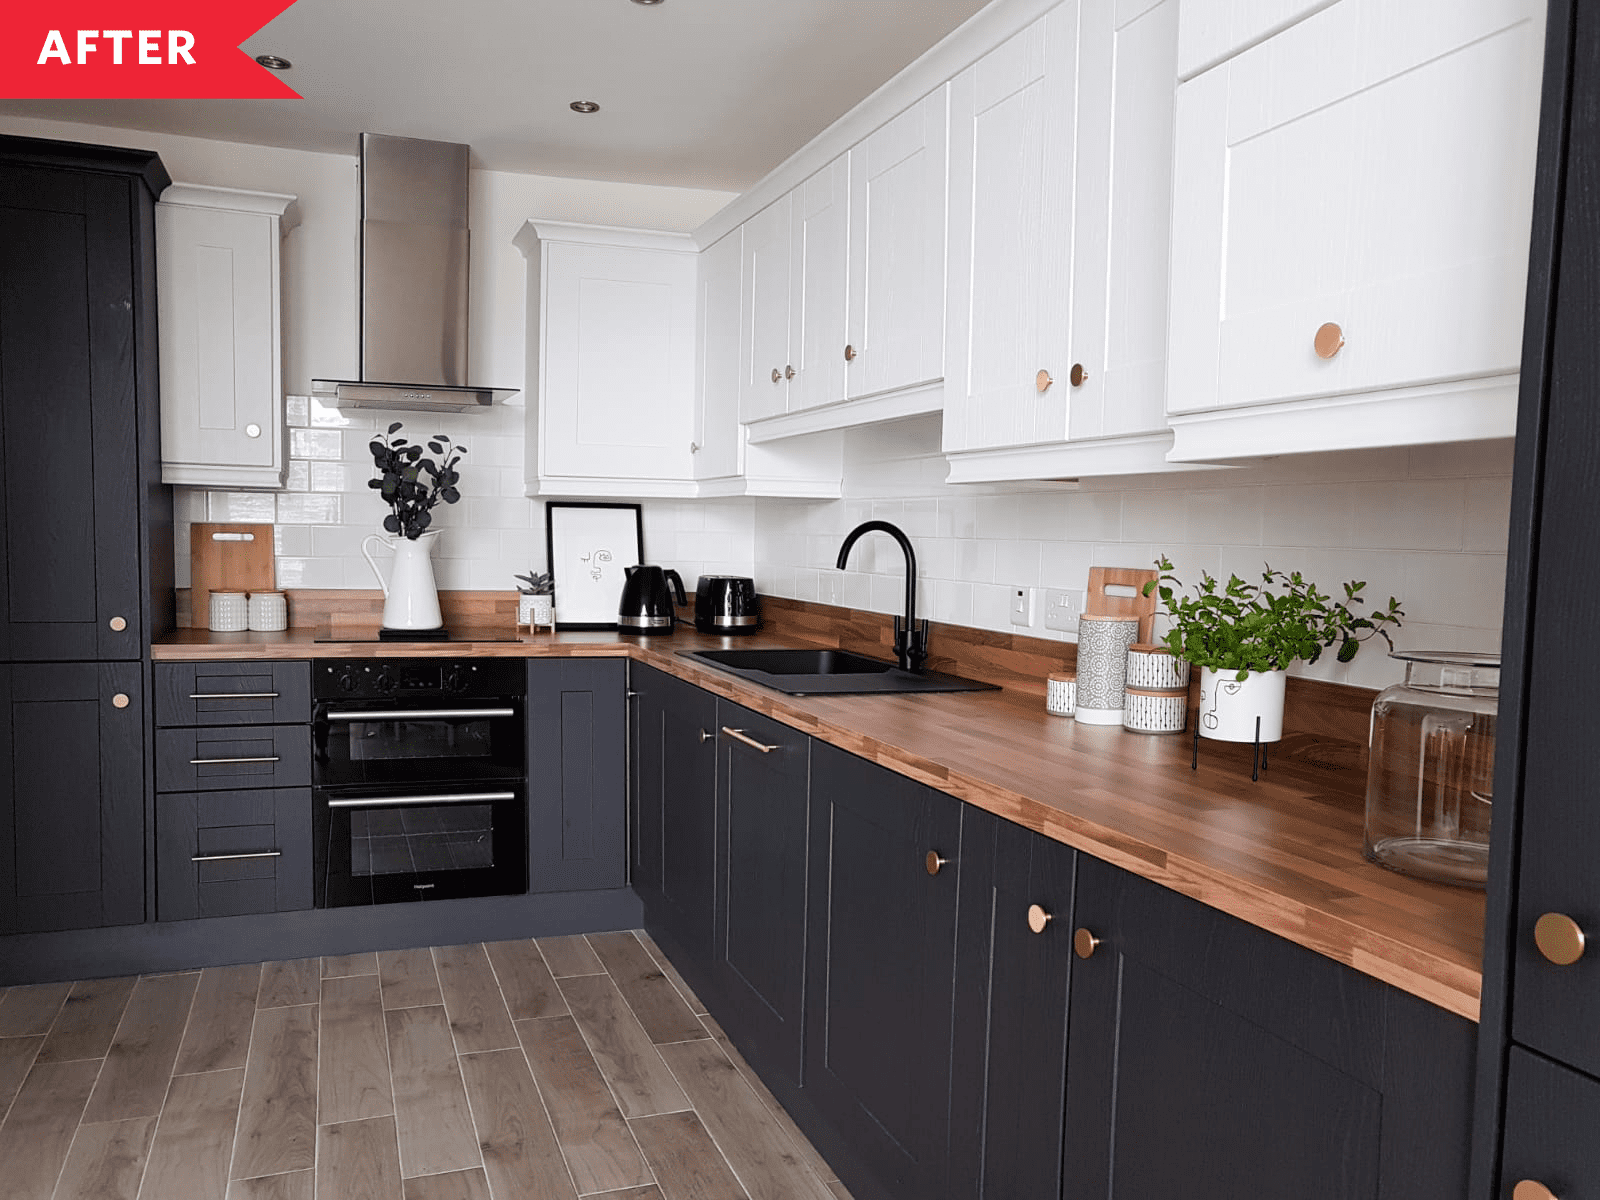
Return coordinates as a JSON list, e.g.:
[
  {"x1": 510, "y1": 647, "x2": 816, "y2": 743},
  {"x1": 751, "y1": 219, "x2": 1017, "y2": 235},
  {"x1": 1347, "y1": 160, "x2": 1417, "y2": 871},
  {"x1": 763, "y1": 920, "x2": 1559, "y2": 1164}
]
[
  {"x1": 1513, "y1": 1181, "x2": 1558, "y2": 1200},
  {"x1": 1314, "y1": 322, "x2": 1345, "y2": 359},
  {"x1": 108, "y1": 616, "x2": 127, "y2": 632},
  {"x1": 1035, "y1": 369, "x2": 1054, "y2": 393},
  {"x1": 771, "y1": 367, "x2": 782, "y2": 383},
  {"x1": 785, "y1": 364, "x2": 796, "y2": 380},
  {"x1": 926, "y1": 851, "x2": 948, "y2": 877},
  {"x1": 1069, "y1": 363, "x2": 1088, "y2": 387},
  {"x1": 111, "y1": 693, "x2": 130, "y2": 709},
  {"x1": 1073, "y1": 927, "x2": 1100, "y2": 959},
  {"x1": 844, "y1": 344, "x2": 856, "y2": 361},
  {"x1": 1534, "y1": 912, "x2": 1586, "y2": 966},
  {"x1": 1027, "y1": 904, "x2": 1052, "y2": 934}
]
